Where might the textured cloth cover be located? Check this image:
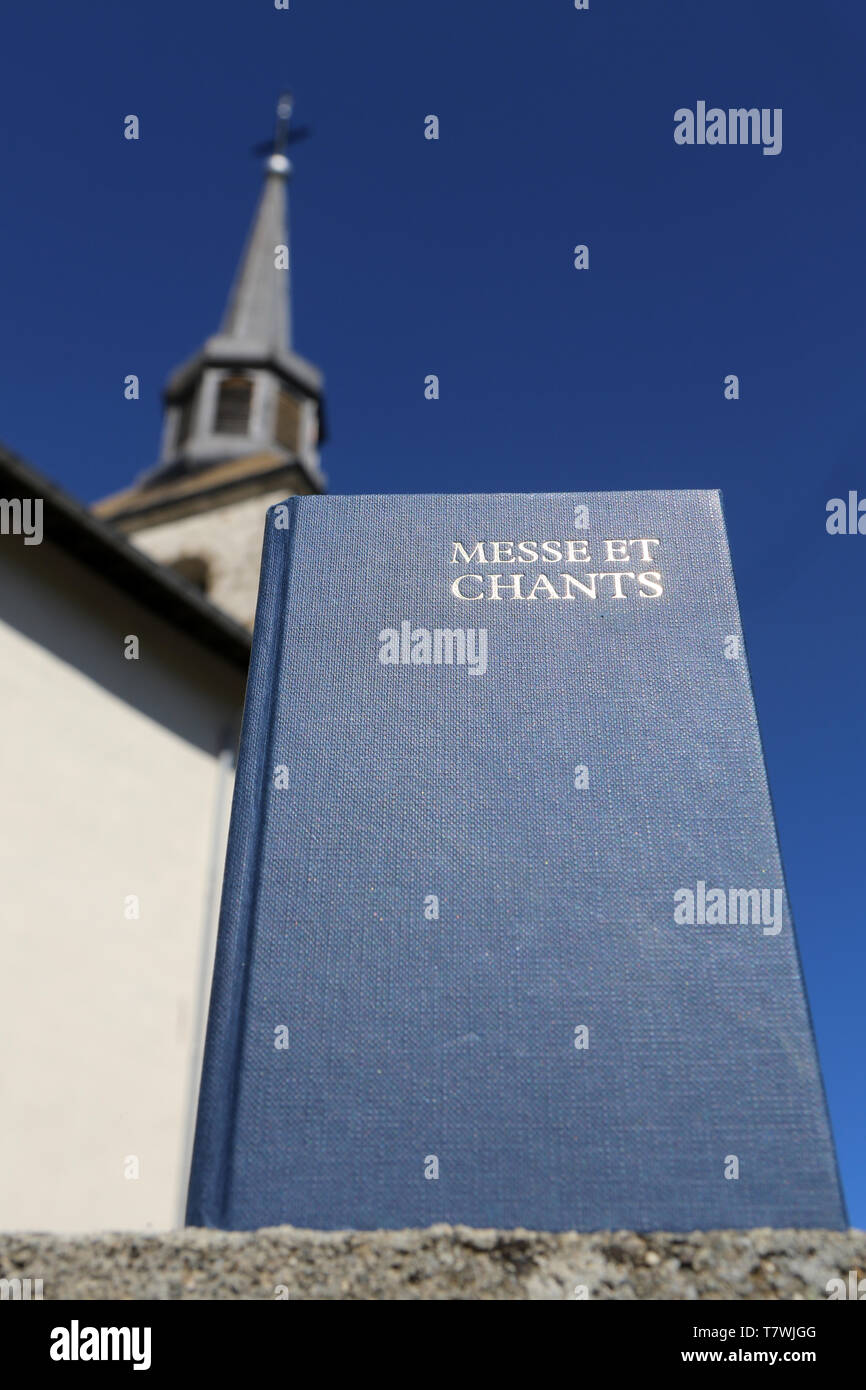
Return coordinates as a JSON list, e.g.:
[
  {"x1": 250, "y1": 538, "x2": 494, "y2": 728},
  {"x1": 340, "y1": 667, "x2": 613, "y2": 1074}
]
[{"x1": 187, "y1": 491, "x2": 846, "y2": 1232}]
